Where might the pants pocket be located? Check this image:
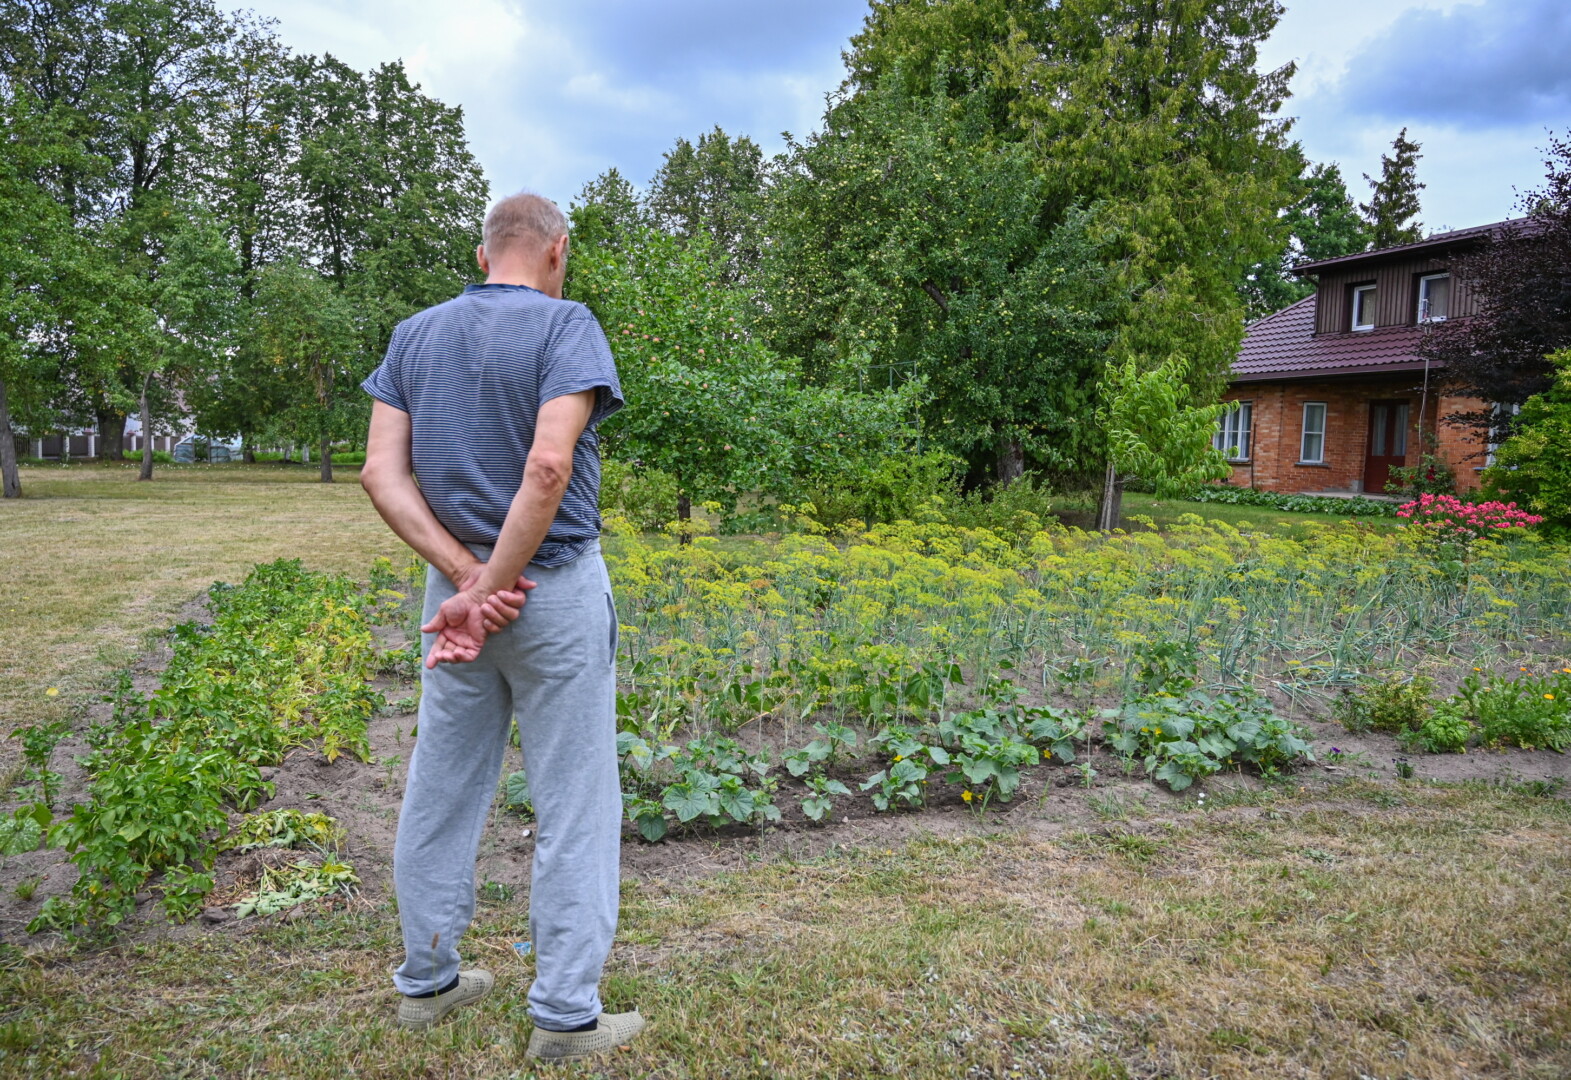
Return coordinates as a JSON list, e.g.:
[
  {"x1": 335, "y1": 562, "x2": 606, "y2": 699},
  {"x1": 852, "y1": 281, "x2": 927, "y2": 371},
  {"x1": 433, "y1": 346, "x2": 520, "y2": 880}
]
[
  {"x1": 516, "y1": 599, "x2": 590, "y2": 680},
  {"x1": 605, "y1": 593, "x2": 618, "y2": 666}
]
